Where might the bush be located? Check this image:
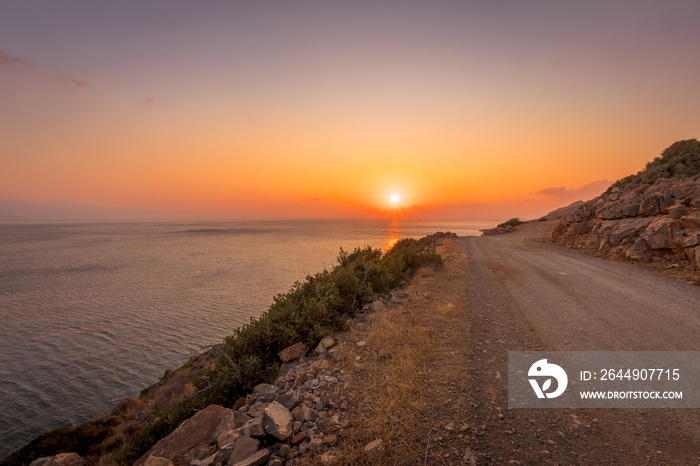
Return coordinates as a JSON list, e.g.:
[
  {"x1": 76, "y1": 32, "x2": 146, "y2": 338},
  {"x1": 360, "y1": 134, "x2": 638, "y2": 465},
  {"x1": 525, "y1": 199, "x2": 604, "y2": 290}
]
[
  {"x1": 114, "y1": 237, "x2": 442, "y2": 464},
  {"x1": 0, "y1": 419, "x2": 117, "y2": 466},
  {"x1": 497, "y1": 218, "x2": 526, "y2": 229},
  {"x1": 609, "y1": 139, "x2": 700, "y2": 191}
]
